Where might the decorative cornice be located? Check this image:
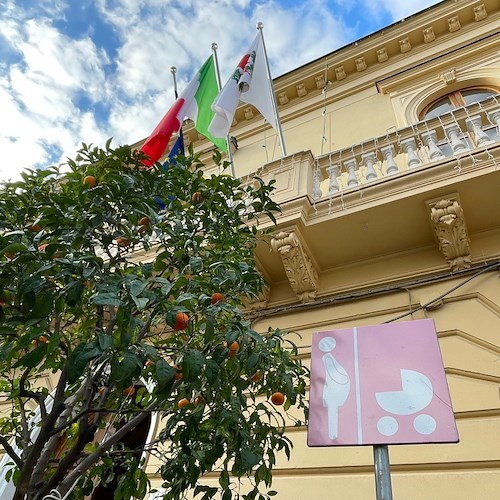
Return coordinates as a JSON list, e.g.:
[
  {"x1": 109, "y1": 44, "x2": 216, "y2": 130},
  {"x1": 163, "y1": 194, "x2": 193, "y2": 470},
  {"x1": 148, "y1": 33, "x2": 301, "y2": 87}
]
[
  {"x1": 428, "y1": 197, "x2": 471, "y2": 271},
  {"x1": 270, "y1": 230, "x2": 319, "y2": 303}
]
